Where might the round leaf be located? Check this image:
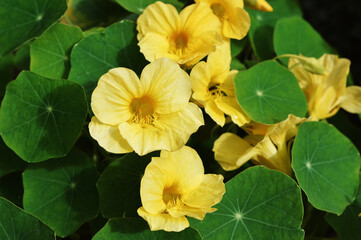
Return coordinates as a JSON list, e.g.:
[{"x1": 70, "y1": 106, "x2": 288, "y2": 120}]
[
  {"x1": 97, "y1": 152, "x2": 154, "y2": 218},
  {"x1": 114, "y1": 0, "x2": 184, "y2": 14},
  {"x1": 191, "y1": 166, "x2": 304, "y2": 240},
  {"x1": 234, "y1": 60, "x2": 307, "y2": 124},
  {"x1": 326, "y1": 173, "x2": 361, "y2": 240},
  {"x1": 246, "y1": 0, "x2": 302, "y2": 59},
  {"x1": 0, "y1": 0, "x2": 67, "y2": 56},
  {"x1": 292, "y1": 121, "x2": 361, "y2": 214},
  {"x1": 0, "y1": 197, "x2": 55, "y2": 239},
  {"x1": 23, "y1": 148, "x2": 99, "y2": 237},
  {"x1": 93, "y1": 218, "x2": 202, "y2": 240},
  {"x1": 274, "y1": 16, "x2": 335, "y2": 65},
  {"x1": 68, "y1": 20, "x2": 147, "y2": 103},
  {"x1": 30, "y1": 23, "x2": 83, "y2": 79},
  {"x1": 0, "y1": 71, "x2": 87, "y2": 162}
]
